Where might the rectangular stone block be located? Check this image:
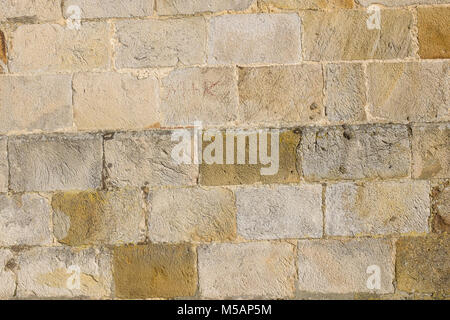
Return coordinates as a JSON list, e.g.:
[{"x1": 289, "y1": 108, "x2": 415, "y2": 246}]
[
  {"x1": 325, "y1": 63, "x2": 366, "y2": 123},
  {"x1": 0, "y1": 0, "x2": 61, "y2": 21},
  {"x1": 236, "y1": 184, "x2": 323, "y2": 239},
  {"x1": 238, "y1": 65, "x2": 324, "y2": 125},
  {"x1": 114, "y1": 18, "x2": 206, "y2": 68},
  {"x1": 325, "y1": 181, "x2": 430, "y2": 236},
  {"x1": 17, "y1": 247, "x2": 112, "y2": 298},
  {"x1": 156, "y1": 0, "x2": 254, "y2": 15},
  {"x1": 52, "y1": 189, "x2": 146, "y2": 246},
  {"x1": 396, "y1": 236, "x2": 449, "y2": 294},
  {"x1": 0, "y1": 75, "x2": 72, "y2": 134},
  {"x1": 0, "y1": 249, "x2": 16, "y2": 298},
  {"x1": 0, "y1": 194, "x2": 52, "y2": 246},
  {"x1": 9, "y1": 23, "x2": 110, "y2": 73},
  {"x1": 302, "y1": 9, "x2": 414, "y2": 61},
  {"x1": 418, "y1": 7, "x2": 450, "y2": 59},
  {"x1": 105, "y1": 131, "x2": 198, "y2": 188},
  {"x1": 0, "y1": 137, "x2": 7, "y2": 192},
  {"x1": 432, "y1": 181, "x2": 450, "y2": 233},
  {"x1": 149, "y1": 187, "x2": 236, "y2": 242},
  {"x1": 198, "y1": 242, "x2": 296, "y2": 298},
  {"x1": 208, "y1": 13, "x2": 301, "y2": 65},
  {"x1": 358, "y1": 0, "x2": 450, "y2": 6},
  {"x1": 161, "y1": 67, "x2": 238, "y2": 126},
  {"x1": 73, "y1": 72, "x2": 161, "y2": 131},
  {"x1": 367, "y1": 62, "x2": 449, "y2": 122},
  {"x1": 199, "y1": 130, "x2": 301, "y2": 185},
  {"x1": 113, "y1": 244, "x2": 197, "y2": 299},
  {"x1": 300, "y1": 125, "x2": 410, "y2": 181},
  {"x1": 260, "y1": 0, "x2": 354, "y2": 9},
  {"x1": 63, "y1": 0, "x2": 153, "y2": 19},
  {"x1": 412, "y1": 124, "x2": 449, "y2": 179},
  {"x1": 9, "y1": 134, "x2": 103, "y2": 192},
  {"x1": 298, "y1": 239, "x2": 395, "y2": 294}
]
